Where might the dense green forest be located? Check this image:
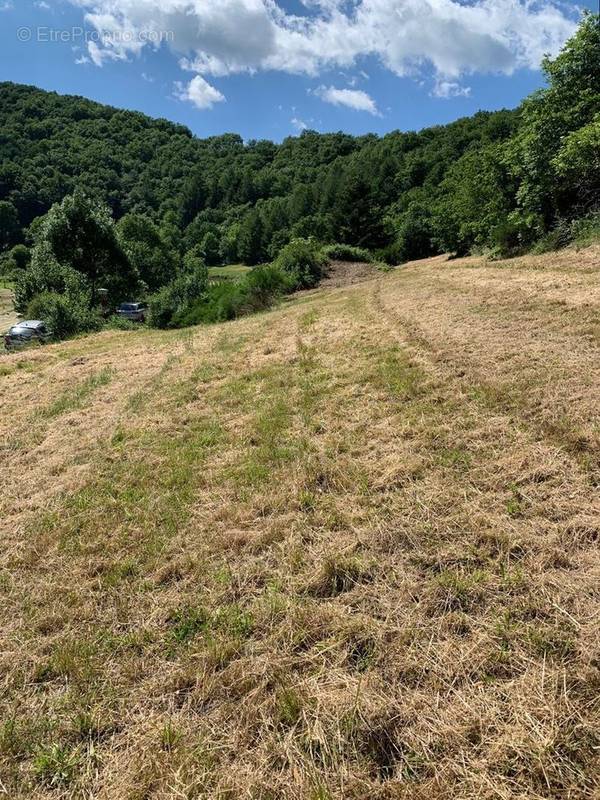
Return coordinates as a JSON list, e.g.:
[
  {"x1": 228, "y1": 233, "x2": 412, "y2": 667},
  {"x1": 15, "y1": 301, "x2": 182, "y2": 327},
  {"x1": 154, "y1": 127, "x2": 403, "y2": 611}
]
[{"x1": 0, "y1": 14, "x2": 598, "y2": 335}]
